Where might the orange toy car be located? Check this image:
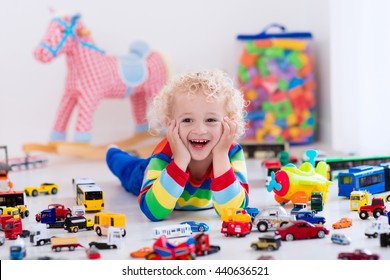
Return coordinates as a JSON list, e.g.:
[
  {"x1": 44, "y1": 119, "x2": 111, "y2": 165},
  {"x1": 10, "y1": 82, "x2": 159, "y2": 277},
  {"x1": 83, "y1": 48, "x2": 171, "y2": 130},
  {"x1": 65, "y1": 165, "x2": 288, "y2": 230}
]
[
  {"x1": 332, "y1": 217, "x2": 352, "y2": 229},
  {"x1": 130, "y1": 247, "x2": 153, "y2": 258}
]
